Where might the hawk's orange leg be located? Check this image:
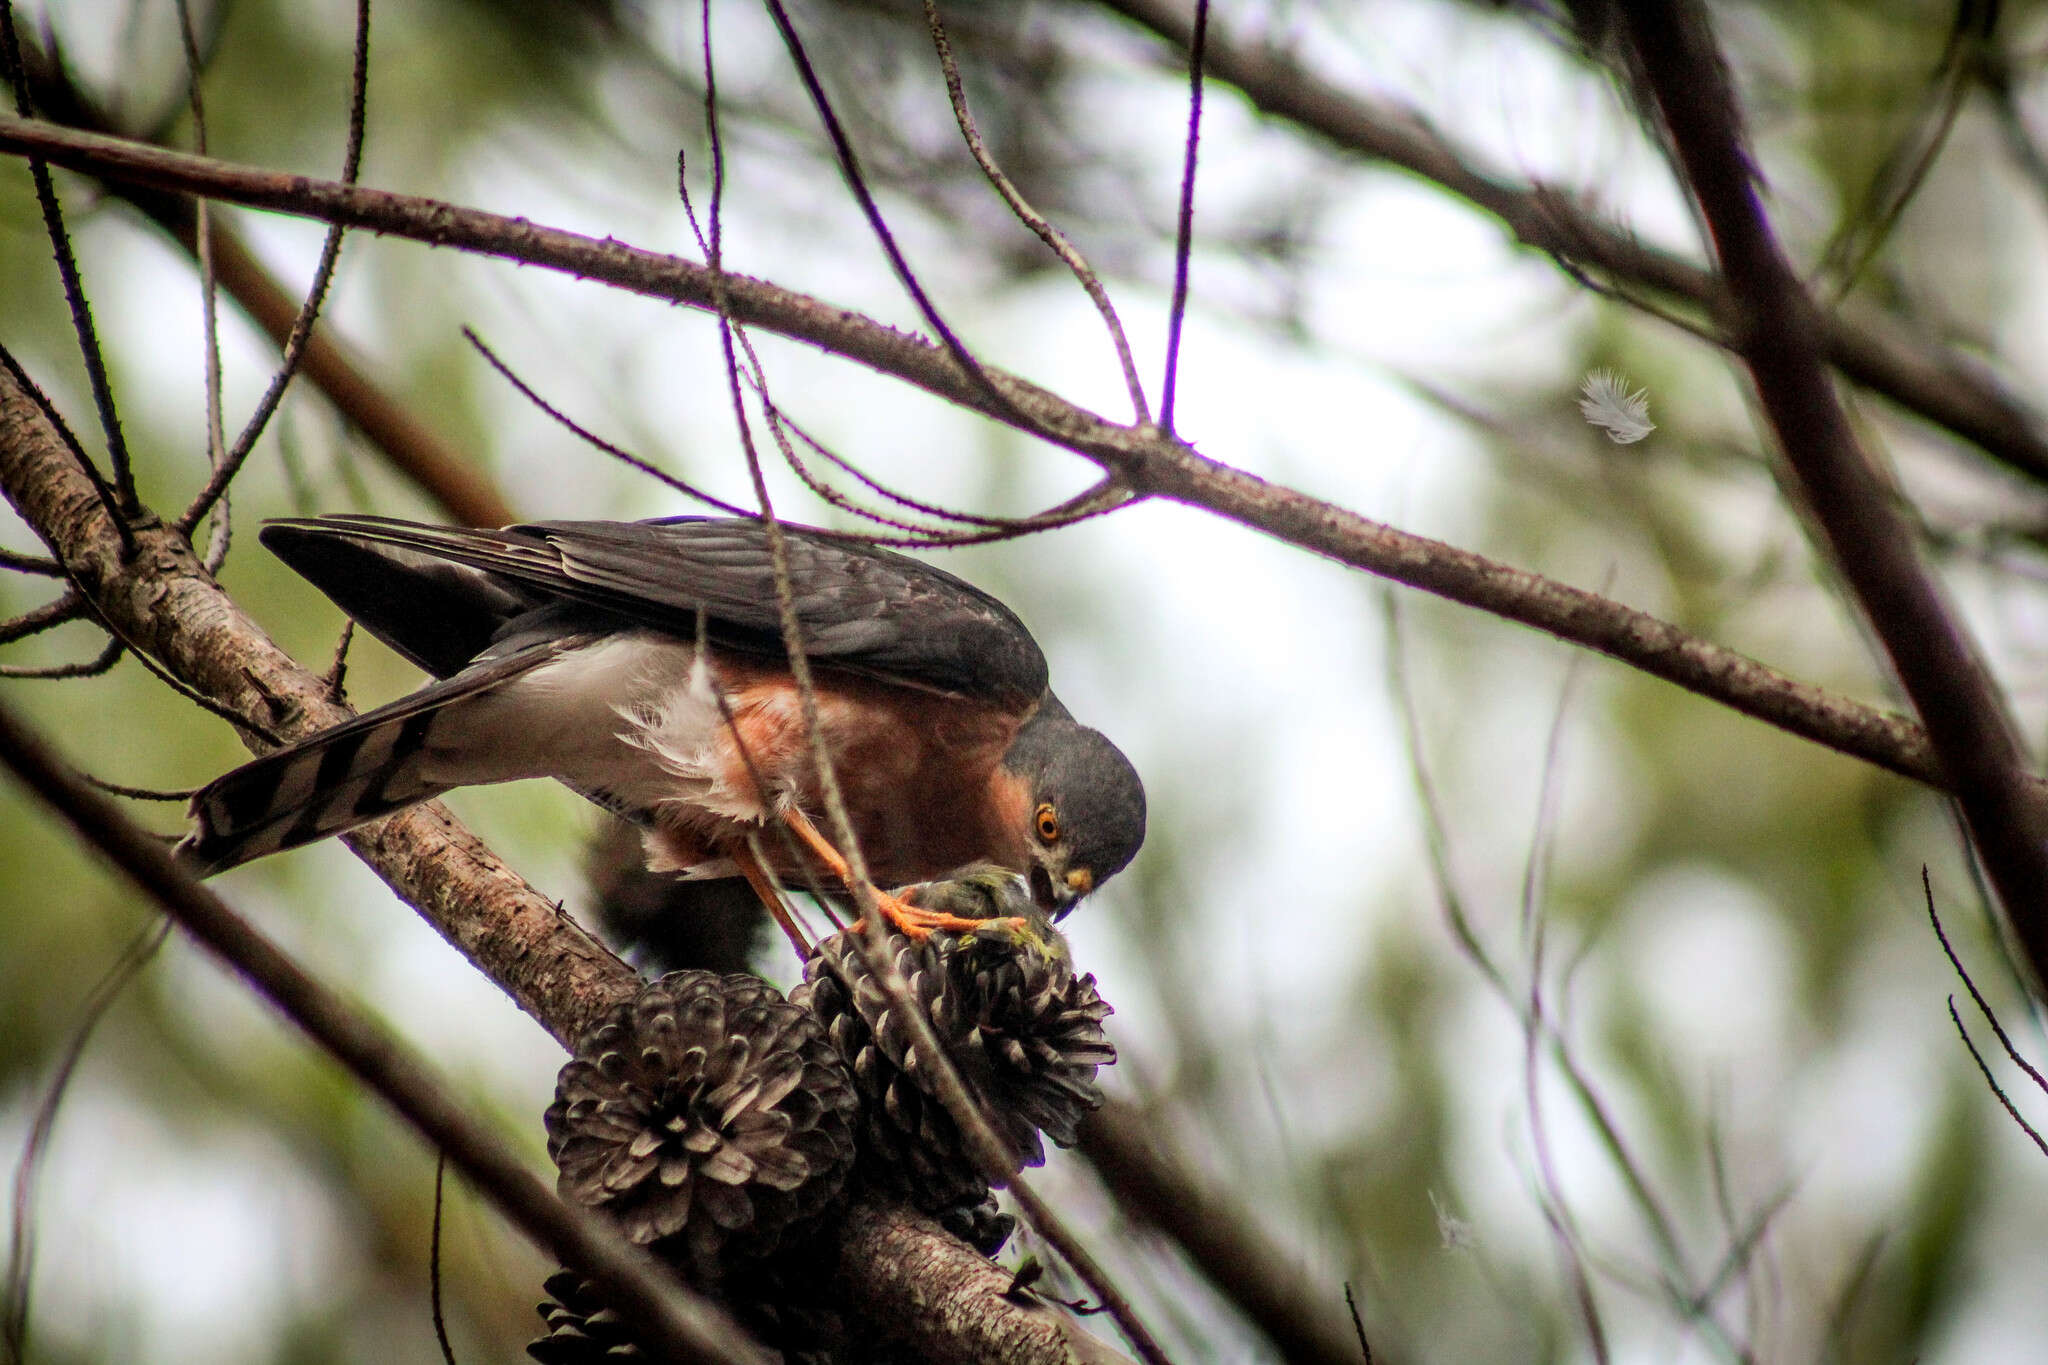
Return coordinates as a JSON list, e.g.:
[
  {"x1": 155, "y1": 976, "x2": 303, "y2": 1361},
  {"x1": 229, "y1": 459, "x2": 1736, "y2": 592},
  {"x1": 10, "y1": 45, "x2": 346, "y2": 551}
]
[
  {"x1": 779, "y1": 808, "x2": 1019, "y2": 939},
  {"x1": 730, "y1": 839, "x2": 815, "y2": 958}
]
